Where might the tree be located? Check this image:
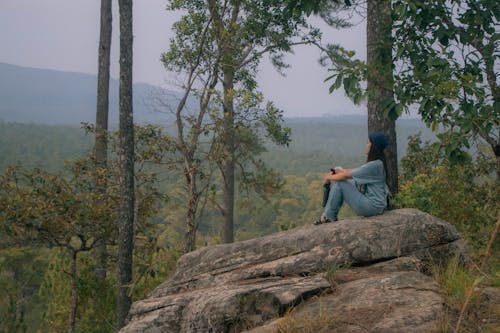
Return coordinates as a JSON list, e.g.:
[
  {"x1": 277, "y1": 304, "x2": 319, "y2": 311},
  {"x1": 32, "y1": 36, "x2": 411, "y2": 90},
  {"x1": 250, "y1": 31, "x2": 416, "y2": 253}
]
[
  {"x1": 366, "y1": 0, "x2": 398, "y2": 196},
  {"x1": 203, "y1": 0, "x2": 322, "y2": 243},
  {"x1": 0, "y1": 165, "x2": 117, "y2": 333},
  {"x1": 392, "y1": 0, "x2": 499, "y2": 178},
  {"x1": 319, "y1": 0, "x2": 399, "y2": 196},
  {"x1": 158, "y1": 11, "x2": 220, "y2": 252},
  {"x1": 94, "y1": 0, "x2": 112, "y2": 287},
  {"x1": 163, "y1": 0, "x2": 316, "y2": 245},
  {"x1": 116, "y1": 0, "x2": 134, "y2": 328}
]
